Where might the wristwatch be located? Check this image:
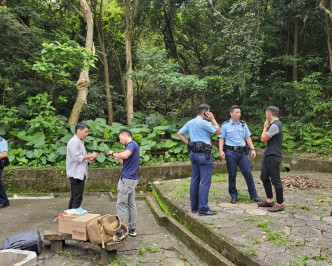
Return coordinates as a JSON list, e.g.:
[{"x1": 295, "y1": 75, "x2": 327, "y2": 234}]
[{"x1": 110, "y1": 151, "x2": 114, "y2": 156}]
